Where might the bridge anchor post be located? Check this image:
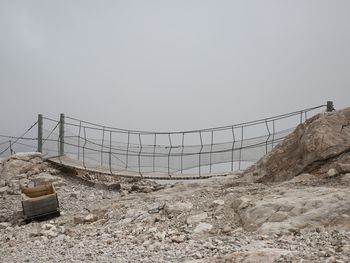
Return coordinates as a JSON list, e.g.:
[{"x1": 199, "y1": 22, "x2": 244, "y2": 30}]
[
  {"x1": 59, "y1": 113, "x2": 65, "y2": 156},
  {"x1": 326, "y1": 101, "x2": 335, "y2": 112},
  {"x1": 37, "y1": 114, "x2": 43, "y2": 153}
]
